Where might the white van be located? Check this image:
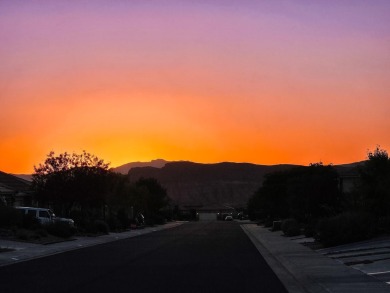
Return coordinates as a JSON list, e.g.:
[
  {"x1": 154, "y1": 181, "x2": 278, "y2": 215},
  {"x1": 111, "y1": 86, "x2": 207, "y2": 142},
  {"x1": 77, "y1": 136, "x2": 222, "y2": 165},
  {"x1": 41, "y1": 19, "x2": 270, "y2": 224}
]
[{"x1": 15, "y1": 207, "x2": 74, "y2": 226}]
